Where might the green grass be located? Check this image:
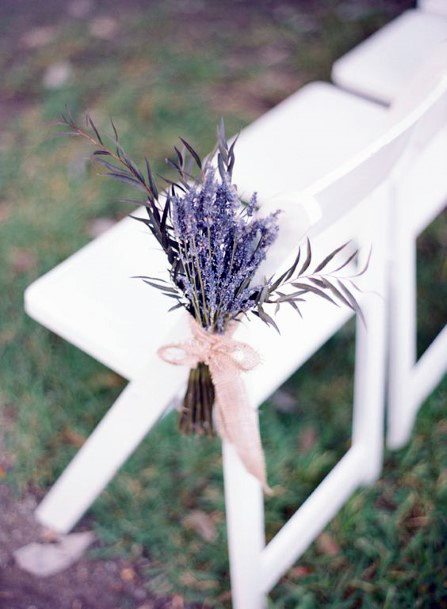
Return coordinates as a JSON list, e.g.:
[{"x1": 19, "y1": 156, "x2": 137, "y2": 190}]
[{"x1": 1, "y1": 1, "x2": 446, "y2": 607}]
